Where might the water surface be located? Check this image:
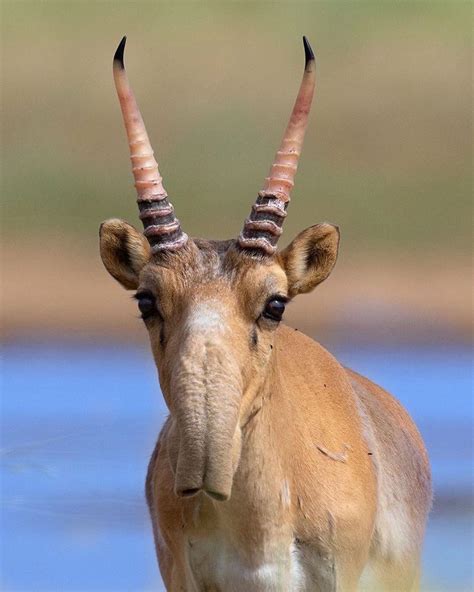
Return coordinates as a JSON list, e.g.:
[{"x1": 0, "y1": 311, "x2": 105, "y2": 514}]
[{"x1": 2, "y1": 342, "x2": 472, "y2": 591}]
